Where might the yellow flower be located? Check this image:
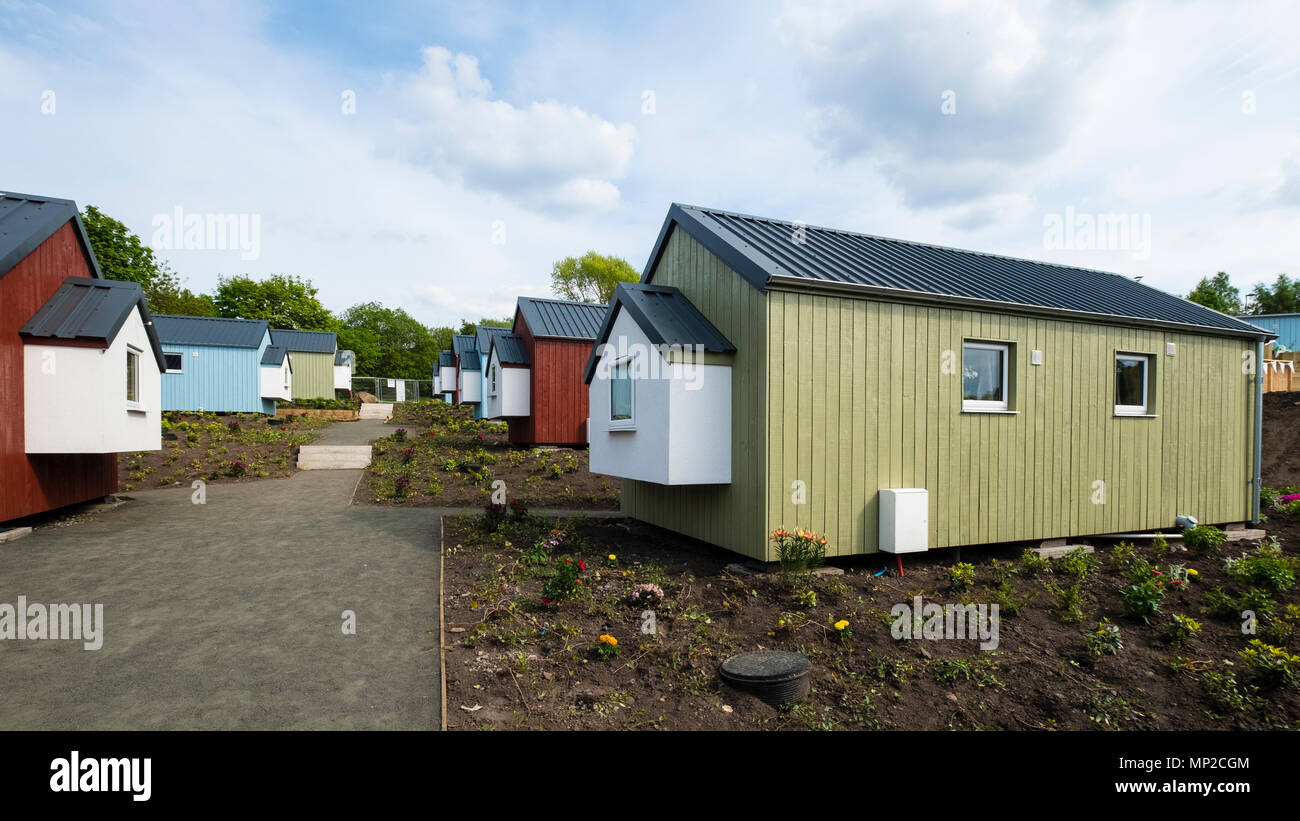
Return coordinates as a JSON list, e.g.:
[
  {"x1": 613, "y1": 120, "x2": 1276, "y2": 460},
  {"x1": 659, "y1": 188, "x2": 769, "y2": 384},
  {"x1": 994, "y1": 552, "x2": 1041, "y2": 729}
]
[
  {"x1": 599, "y1": 634, "x2": 618, "y2": 646},
  {"x1": 834, "y1": 619, "x2": 850, "y2": 631},
  {"x1": 608, "y1": 554, "x2": 616, "y2": 560},
  {"x1": 1187, "y1": 568, "x2": 1199, "y2": 576}
]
